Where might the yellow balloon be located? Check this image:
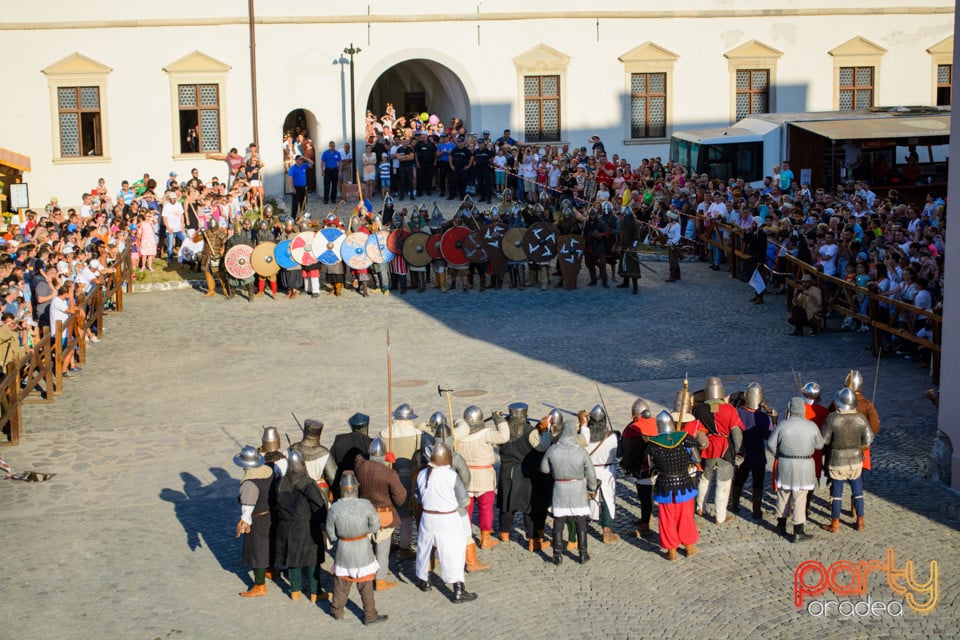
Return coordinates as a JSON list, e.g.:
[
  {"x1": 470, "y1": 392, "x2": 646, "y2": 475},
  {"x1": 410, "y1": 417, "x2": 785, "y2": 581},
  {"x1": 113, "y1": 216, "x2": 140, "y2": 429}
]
[{"x1": 420, "y1": 112, "x2": 429, "y2": 122}]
